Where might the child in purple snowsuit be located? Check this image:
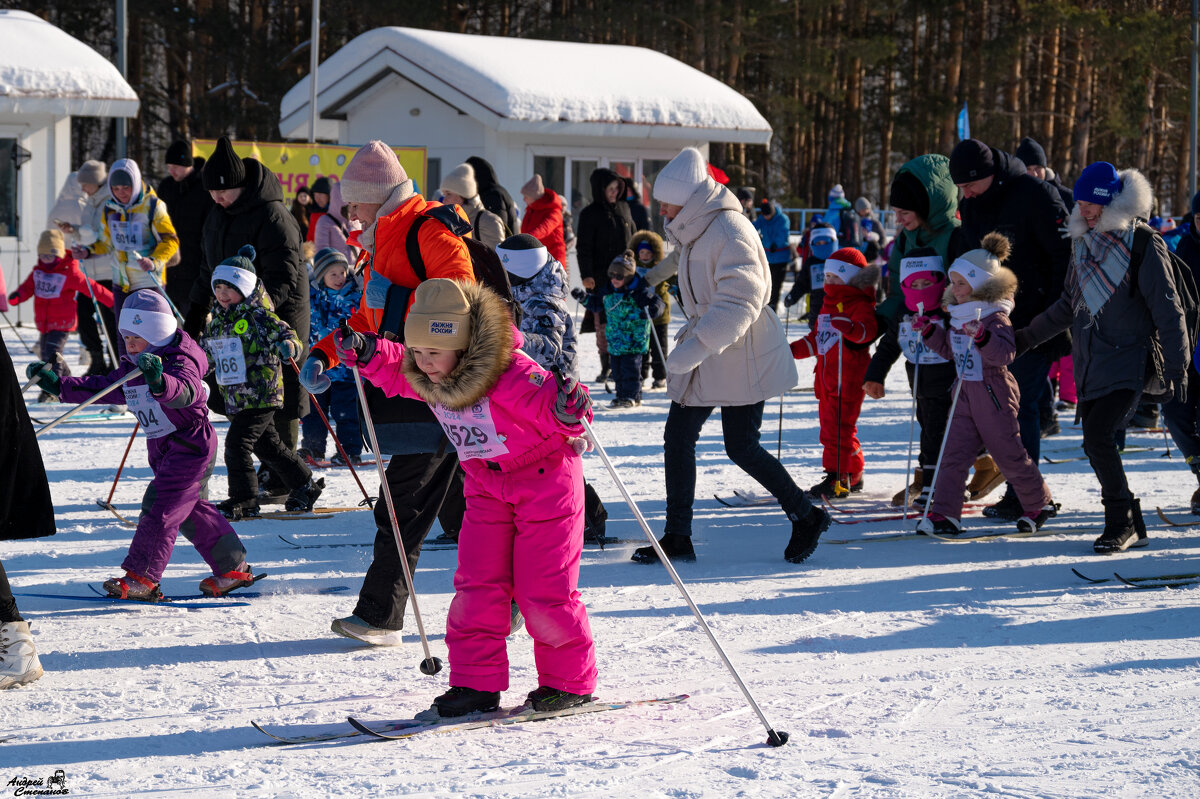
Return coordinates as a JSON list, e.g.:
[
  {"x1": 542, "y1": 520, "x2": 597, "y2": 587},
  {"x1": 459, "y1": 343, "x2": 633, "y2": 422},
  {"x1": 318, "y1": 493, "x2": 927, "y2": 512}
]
[
  {"x1": 29, "y1": 290, "x2": 255, "y2": 599},
  {"x1": 912, "y1": 233, "x2": 1054, "y2": 536}
]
